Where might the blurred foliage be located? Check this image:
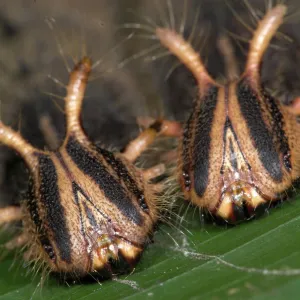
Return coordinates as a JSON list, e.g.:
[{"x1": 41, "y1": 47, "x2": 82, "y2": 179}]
[{"x1": 0, "y1": 194, "x2": 300, "y2": 300}]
